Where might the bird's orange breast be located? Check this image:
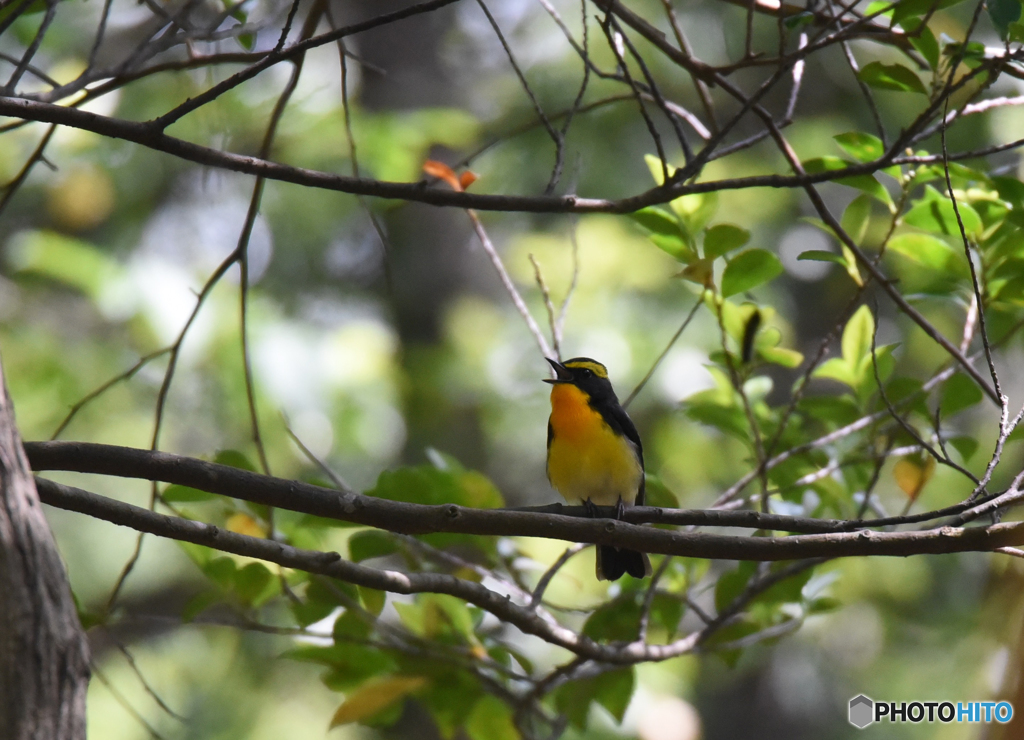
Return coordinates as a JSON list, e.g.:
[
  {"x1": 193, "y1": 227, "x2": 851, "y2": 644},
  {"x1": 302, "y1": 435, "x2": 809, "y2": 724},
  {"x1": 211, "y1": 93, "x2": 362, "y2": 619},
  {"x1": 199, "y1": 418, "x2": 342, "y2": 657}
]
[{"x1": 547, "y1": 384, "x2": 642, "y2": 506}]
